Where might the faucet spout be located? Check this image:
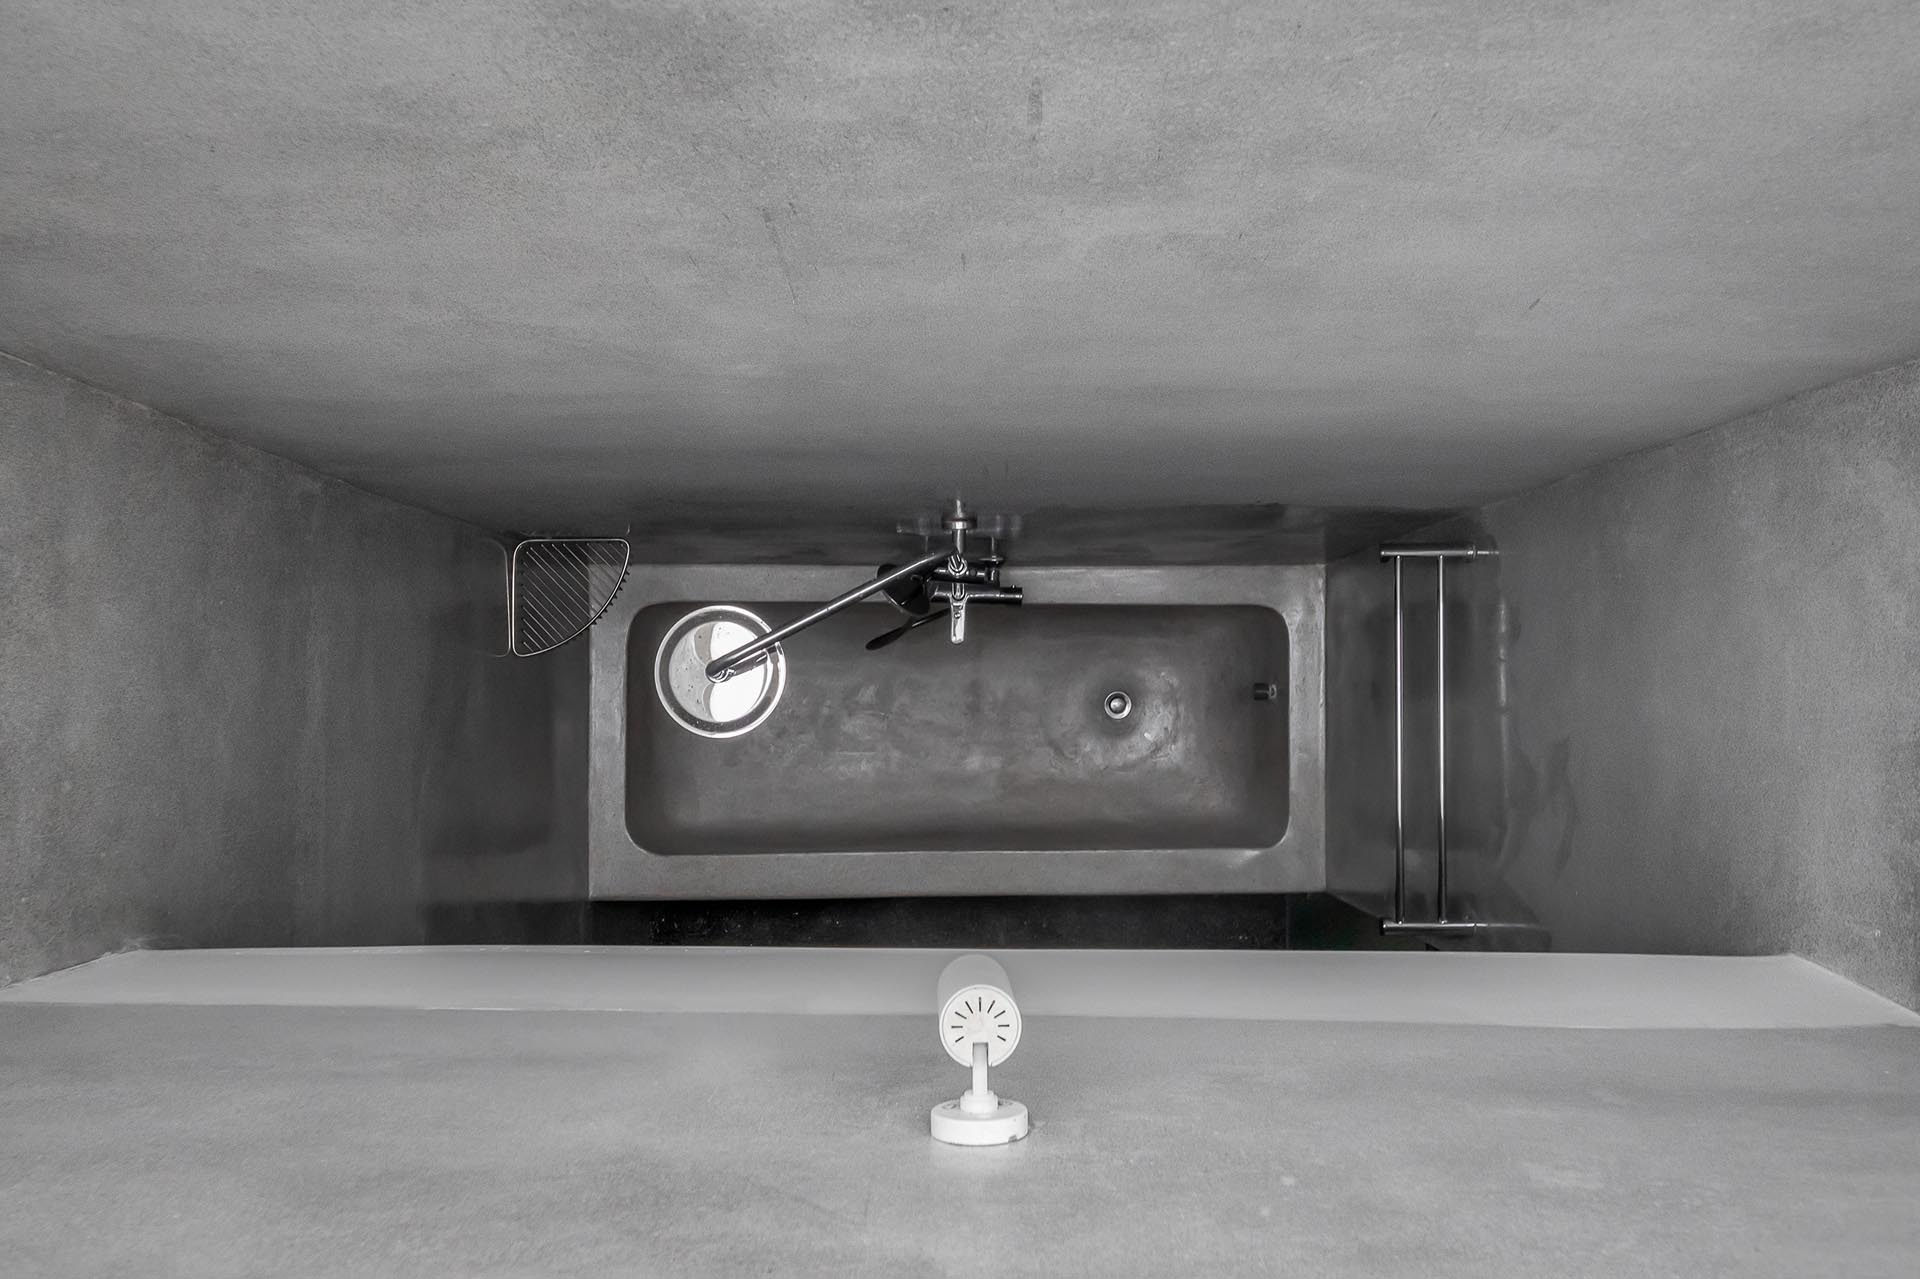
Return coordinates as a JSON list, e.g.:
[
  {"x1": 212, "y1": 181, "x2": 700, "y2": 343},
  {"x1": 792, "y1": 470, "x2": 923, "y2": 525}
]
[{"x1": 927, "y1": 581, "x2": 1021, "y2": 646}]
